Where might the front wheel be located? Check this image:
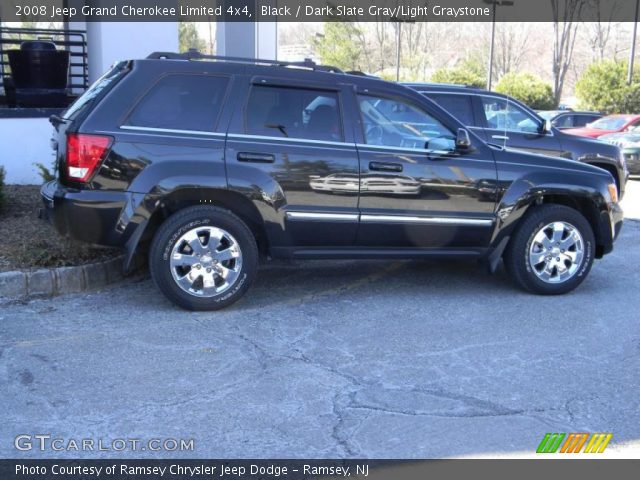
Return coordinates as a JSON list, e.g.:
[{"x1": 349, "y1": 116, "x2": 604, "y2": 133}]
[
  {"x1": 149, "y1": 206, "x2": 258, "y2": 311},
  {"x1": 504, "y1": 205, "x2": 595, "y2": 295}
]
